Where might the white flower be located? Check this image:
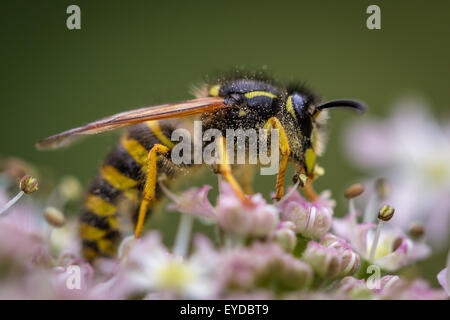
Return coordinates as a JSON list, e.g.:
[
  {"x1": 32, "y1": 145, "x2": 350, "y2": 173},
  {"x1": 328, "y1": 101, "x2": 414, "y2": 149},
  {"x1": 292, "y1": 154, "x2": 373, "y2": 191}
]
[{"x1": 122, "y1": 232, "x2": 219, "y2": 299}]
